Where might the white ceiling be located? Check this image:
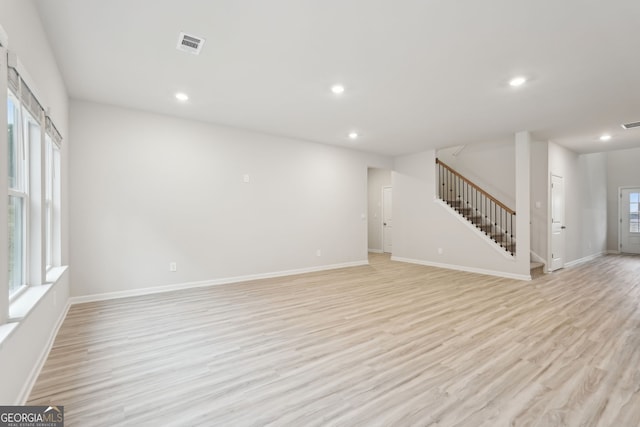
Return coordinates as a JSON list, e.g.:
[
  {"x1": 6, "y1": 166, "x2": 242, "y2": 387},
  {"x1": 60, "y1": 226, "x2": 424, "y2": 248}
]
[{"x1": 35, "y1": 0, "x2": 640, "y2": 156}]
